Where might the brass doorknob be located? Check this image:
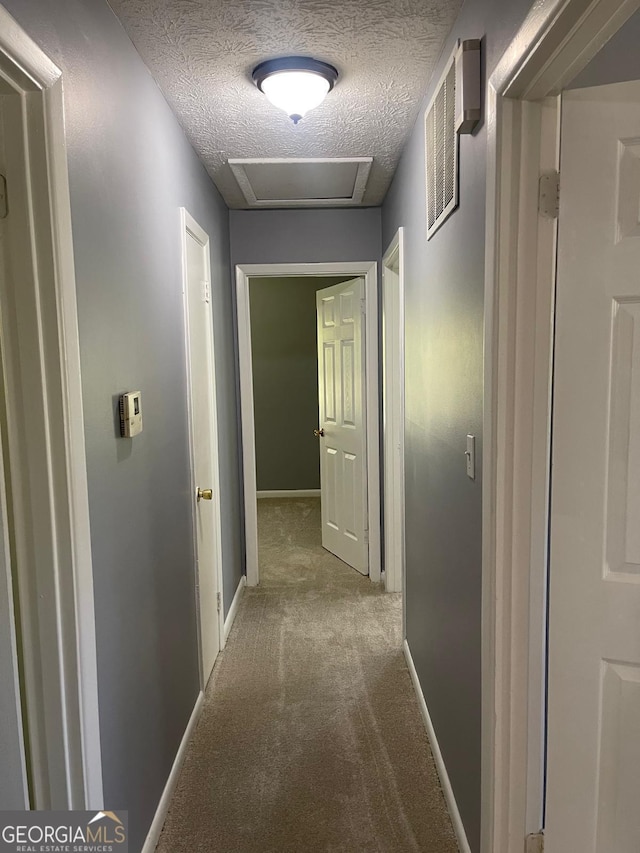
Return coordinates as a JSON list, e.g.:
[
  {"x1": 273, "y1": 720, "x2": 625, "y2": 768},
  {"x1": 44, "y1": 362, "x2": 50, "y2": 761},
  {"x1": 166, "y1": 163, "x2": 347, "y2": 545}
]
[
  {"x1": 314, "y1": 428, "x2": 325, "y2": 437},
  {"x1": 197, "y1": 487, "x2": 213, "y2": 501}
]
